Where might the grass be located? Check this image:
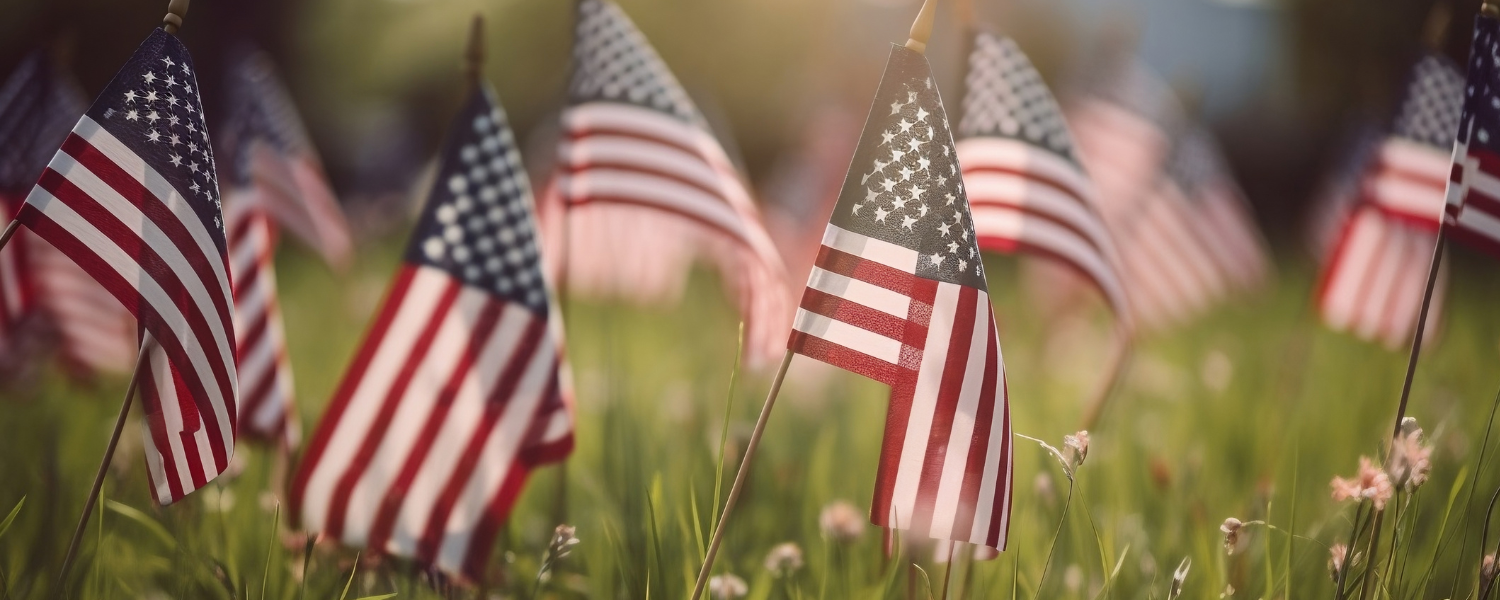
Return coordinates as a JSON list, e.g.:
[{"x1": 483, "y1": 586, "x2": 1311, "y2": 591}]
[{"x1": 2, "y1": 238, "x2": 1500, "y2": 599}]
